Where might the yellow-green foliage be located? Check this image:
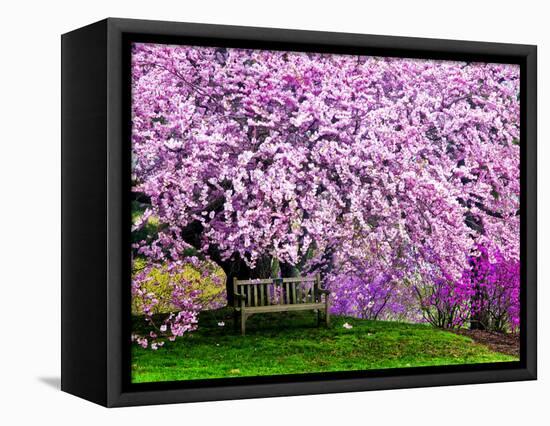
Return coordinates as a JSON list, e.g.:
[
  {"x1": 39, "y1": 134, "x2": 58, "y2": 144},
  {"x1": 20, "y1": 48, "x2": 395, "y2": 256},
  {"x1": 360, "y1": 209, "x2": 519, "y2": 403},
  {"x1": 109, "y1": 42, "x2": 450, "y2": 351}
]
[{"x1": 132, "y1": 258, "x2": 227, "y2": 316}]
